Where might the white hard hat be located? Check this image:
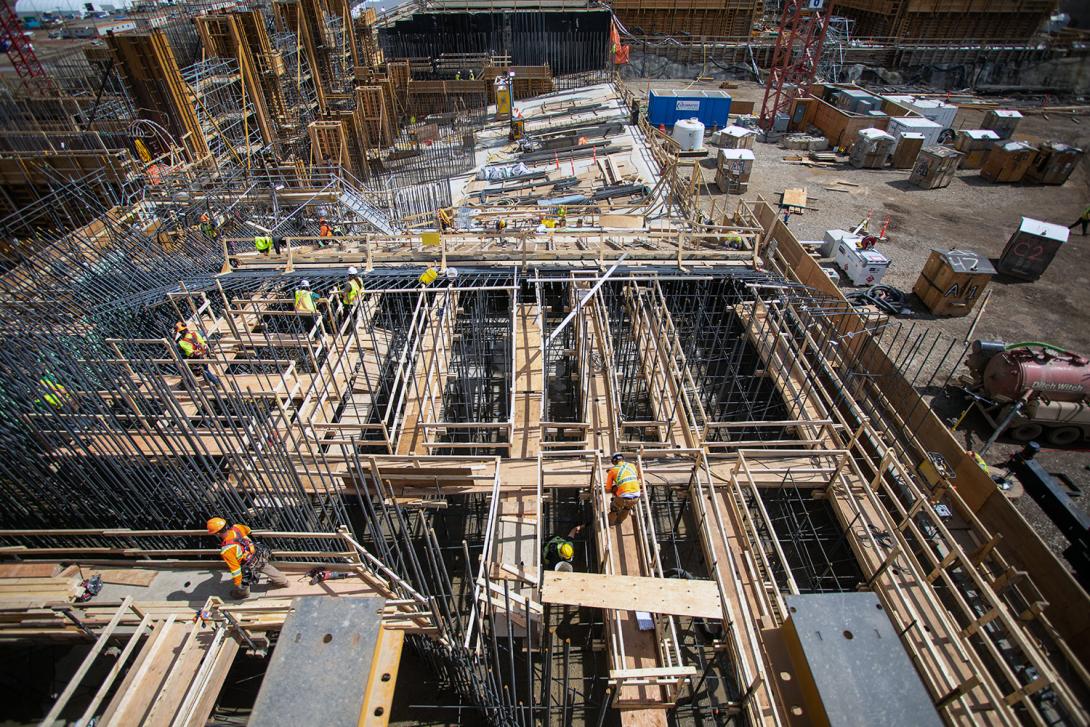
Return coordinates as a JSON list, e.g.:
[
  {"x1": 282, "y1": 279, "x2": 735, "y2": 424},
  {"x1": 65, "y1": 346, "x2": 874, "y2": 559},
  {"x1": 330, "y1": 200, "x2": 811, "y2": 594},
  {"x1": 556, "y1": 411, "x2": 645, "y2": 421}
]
[
  {"x1": 444, "y1": 267, "x2": 458, "y2": 279},
  {"x1": 347, "y1": 266, "x2": 359, "y2": 275},
  {"x1": 300, "y1": 279, "x2": 311, "y2": 288}
]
